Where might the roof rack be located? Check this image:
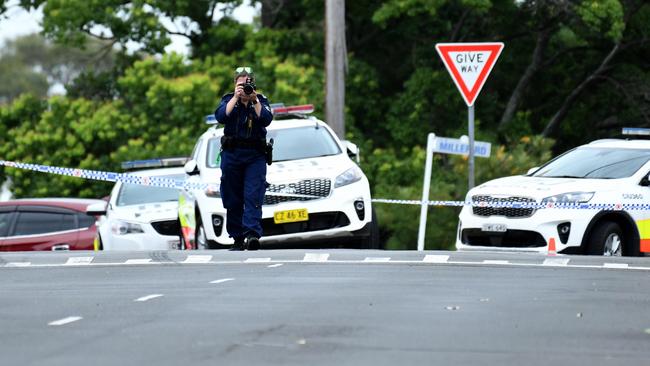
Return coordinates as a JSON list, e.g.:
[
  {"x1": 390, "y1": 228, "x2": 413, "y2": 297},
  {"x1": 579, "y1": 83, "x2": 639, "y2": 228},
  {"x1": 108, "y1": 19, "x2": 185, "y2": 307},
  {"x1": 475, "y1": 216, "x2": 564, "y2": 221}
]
[{"x1": 121, "y1": 157, "x2": 189, "y2": 171}]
